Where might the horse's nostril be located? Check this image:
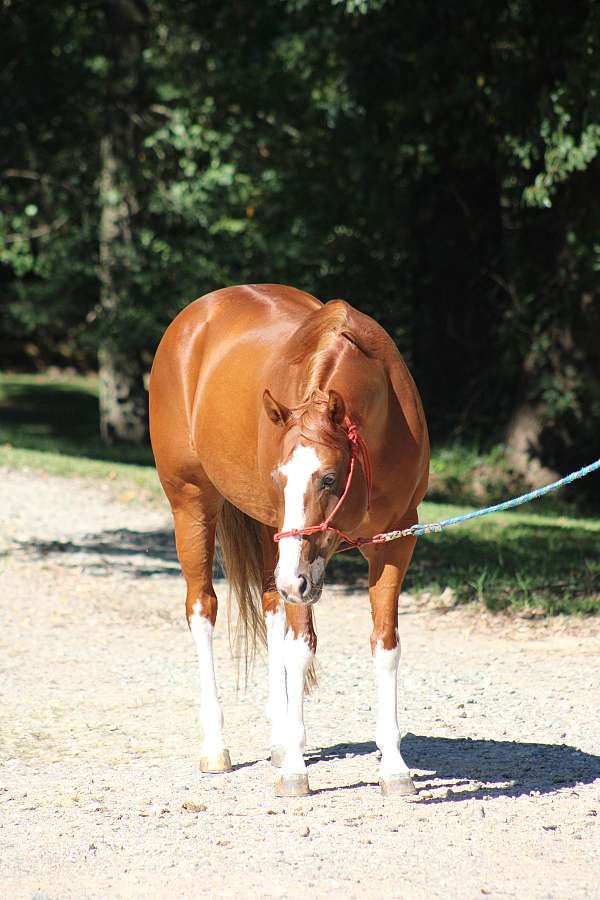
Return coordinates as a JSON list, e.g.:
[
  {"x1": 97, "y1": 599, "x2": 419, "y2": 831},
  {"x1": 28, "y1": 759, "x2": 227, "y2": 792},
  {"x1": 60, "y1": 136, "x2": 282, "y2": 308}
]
[{"x1": 298, "y1": 575, "x2": 309, "y2": 597}]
